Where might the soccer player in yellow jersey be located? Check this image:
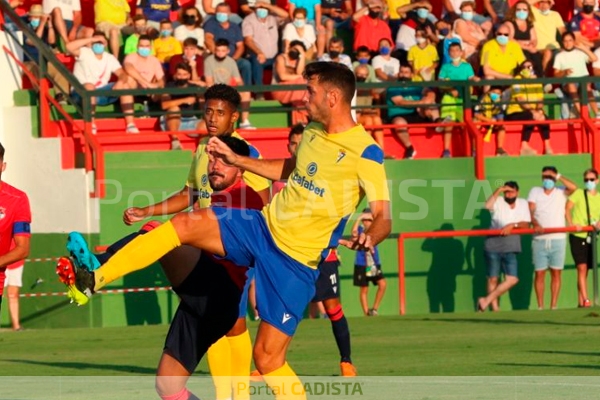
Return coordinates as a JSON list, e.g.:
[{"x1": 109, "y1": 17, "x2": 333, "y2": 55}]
[{"x1": 64, "y1": 62, "x2": 391, "y2": 400}]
